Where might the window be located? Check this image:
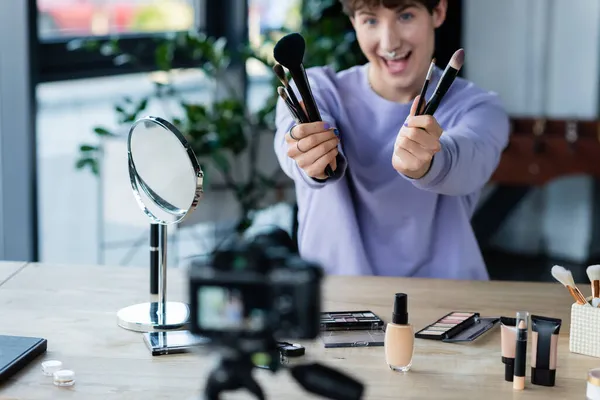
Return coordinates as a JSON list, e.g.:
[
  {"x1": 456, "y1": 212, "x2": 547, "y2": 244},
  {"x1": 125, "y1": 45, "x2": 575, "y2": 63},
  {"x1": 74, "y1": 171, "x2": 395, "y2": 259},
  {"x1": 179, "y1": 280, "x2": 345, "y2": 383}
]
[
  {"x1": 246, "y1": 0, "x2": 301, "y2": 111},
  {"x1": 37, "y1": 0, "x2": 197, "y2": 41},
  {"x1": 37, "y1": 0, "x2": 204, "y2": 82}
]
